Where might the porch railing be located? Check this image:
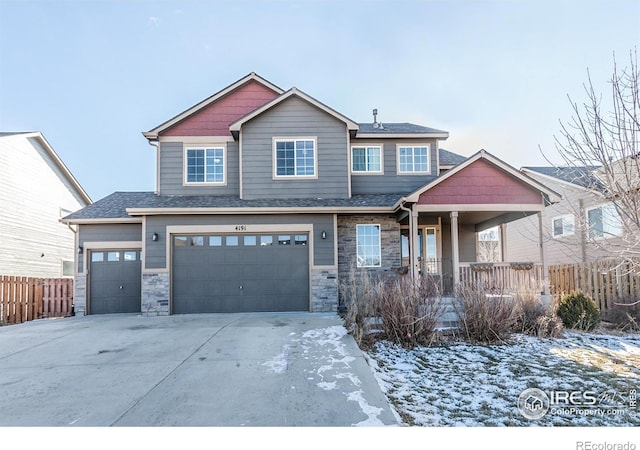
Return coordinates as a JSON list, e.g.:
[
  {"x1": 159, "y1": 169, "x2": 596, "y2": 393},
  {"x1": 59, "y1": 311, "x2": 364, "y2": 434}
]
[{"x1": 458, "y1": 262, "x2": 545, "y2": 294}]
